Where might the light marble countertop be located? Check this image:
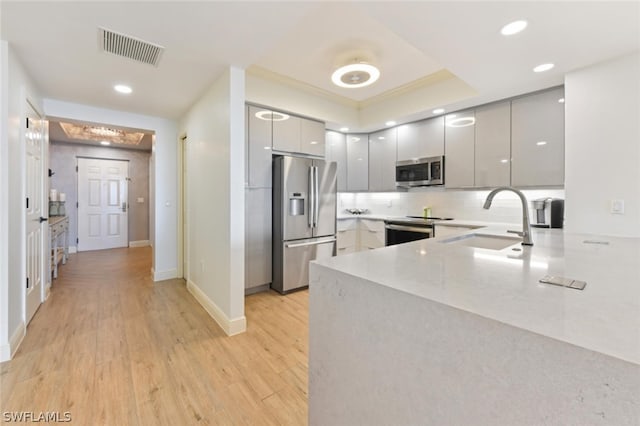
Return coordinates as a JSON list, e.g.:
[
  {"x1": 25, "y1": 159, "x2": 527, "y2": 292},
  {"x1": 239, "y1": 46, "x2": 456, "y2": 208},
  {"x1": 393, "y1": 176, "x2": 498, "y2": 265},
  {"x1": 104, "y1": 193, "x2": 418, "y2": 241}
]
[{"x1": 314, "y1": 224, "x2": 640, "y2": 365}]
